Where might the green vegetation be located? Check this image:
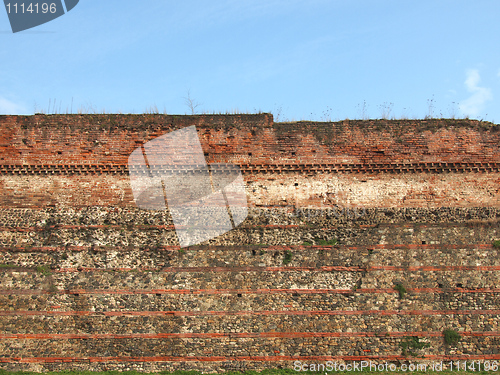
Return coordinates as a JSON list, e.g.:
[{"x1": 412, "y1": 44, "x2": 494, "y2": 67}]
[
  {"x1": 0, "y1": 264, "x2": 17, "y2": 269},
  {"x1": 444, "y1": 329, "x2": 461, "y2": 345},
  {"x1": 399, "y1": 335, "x2": 430, "y2": 357},
  {"x1": 352, "y1": 280, "x2": 362, "y2": 292},
  {"x1": 493, "y1": 240, "x2": 500, "y2": 249},
  {"x1": 302, "y1": 239, "x2": 337, "y2": 247},
  {"x1": 318, "y1": 238, "x2": 338, "y2": 246},
  {"x1": 48, "y1": 283, "x2": 59, "y2": 294},
  {"x1": 35, "y1": 265, "x2": 52, "y2": 276},
  {"x1": 282, "y1": 250, "x2": 293, "y2": 265},
  {"x1": 393, "y1": 283, "x2": 407, "y2": 299}
]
